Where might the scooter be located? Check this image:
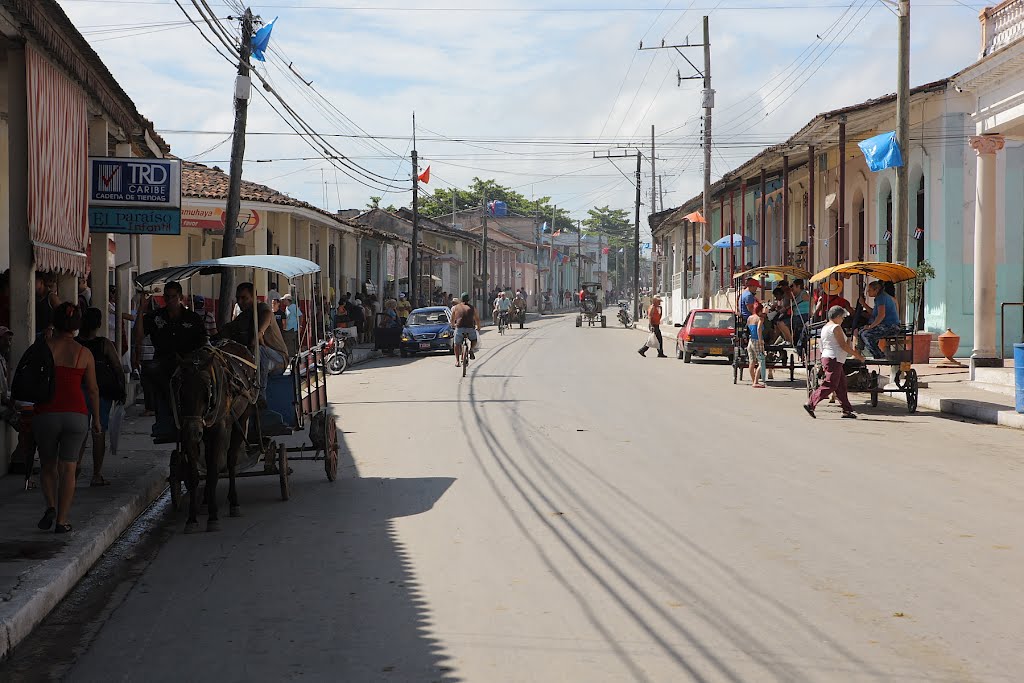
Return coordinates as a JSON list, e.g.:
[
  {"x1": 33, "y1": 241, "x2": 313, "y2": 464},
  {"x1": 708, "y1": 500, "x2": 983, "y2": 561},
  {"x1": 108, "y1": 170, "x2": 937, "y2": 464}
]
[
  {"x1": 617, "y1": 303, "x2": 635, "y2": 328},
  {"x1": 325, "y1": 328, "x2": 356, "y2": 375}
]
